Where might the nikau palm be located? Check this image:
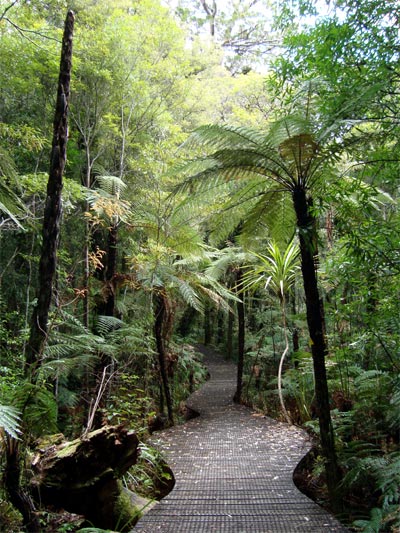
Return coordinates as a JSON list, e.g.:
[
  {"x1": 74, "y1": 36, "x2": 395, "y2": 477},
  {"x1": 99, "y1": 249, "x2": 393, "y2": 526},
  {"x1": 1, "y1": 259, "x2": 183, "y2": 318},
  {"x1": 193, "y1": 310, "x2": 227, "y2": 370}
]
[{"x1": 175, "y1": 116, "x2": 345, "y2": 509}]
